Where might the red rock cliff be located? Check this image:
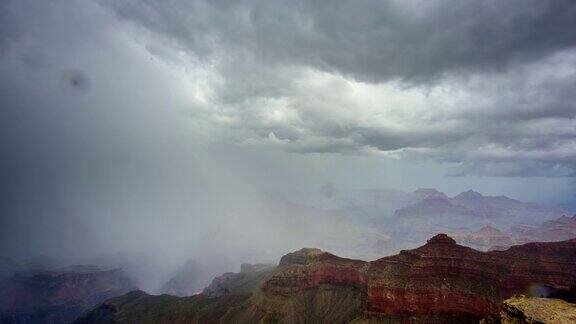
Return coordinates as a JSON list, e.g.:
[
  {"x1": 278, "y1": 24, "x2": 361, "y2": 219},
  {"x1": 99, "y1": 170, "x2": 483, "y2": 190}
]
[{"x1": 259, "y1": 234, "x2": 576, "y2": 321}]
